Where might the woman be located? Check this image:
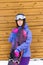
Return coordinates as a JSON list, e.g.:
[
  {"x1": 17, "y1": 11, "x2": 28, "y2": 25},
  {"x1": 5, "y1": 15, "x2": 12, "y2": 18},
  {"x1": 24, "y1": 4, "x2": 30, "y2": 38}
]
[{"x1": 8, "y1": 13, "x2": 32, "y2": 65}]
